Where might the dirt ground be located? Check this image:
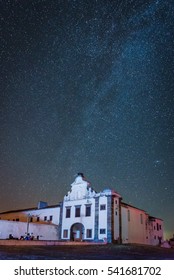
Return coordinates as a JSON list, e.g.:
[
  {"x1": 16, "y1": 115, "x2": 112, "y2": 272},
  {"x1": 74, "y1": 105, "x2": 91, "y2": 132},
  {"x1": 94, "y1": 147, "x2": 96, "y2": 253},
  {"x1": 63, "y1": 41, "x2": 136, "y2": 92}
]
[{"x1": 0, "y1": 244, "x2": 174, "y2": 260}]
